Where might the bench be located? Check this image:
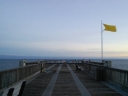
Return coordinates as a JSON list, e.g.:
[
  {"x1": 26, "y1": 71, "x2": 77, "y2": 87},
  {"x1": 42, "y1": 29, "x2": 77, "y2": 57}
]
[
  {"x1": 1, "y1": 81, "x2": 26, "y2": 96},
  {"x1": 75, "y1": 64, "x2": 81, "y2": 71}
]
